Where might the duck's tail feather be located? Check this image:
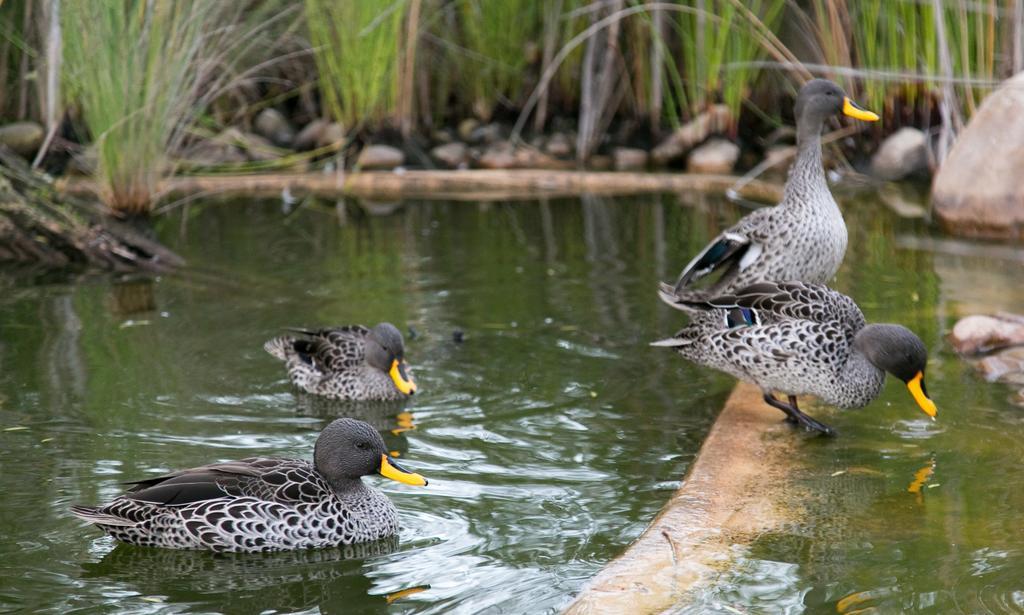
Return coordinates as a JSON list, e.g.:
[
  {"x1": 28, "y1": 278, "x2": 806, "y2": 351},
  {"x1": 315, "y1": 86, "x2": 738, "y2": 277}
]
[
  {"x1": 263, "y1": 336, "x2": 295, "y2": 361},
  {"x1": 69, "y1": 505, "x2": 138, "y2": 527},
  {"x1": 657, "y1": 282, "x2": 714, "y2": 313},
  {"x1": 650, "y1": 335, "x2": 693, "y2": 348}
]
